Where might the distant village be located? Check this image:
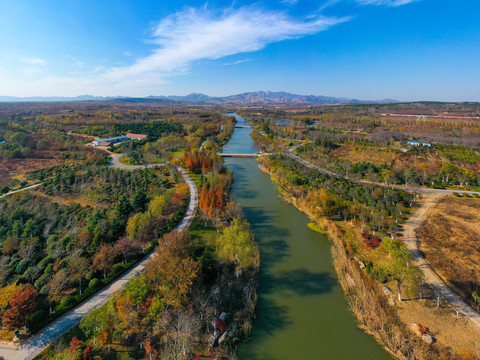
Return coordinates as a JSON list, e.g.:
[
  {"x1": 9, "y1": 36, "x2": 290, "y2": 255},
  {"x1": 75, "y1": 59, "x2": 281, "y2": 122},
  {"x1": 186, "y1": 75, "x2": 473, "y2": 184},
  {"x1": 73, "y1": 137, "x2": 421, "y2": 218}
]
[{"x1": 90, "y1": 133, "x2": 148, "y2": 147}]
